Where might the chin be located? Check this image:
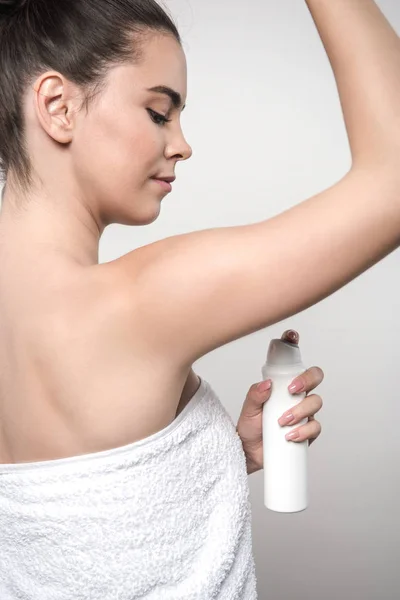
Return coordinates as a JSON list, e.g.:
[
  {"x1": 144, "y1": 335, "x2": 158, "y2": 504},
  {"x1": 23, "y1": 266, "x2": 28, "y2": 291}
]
[
  {"x1": 142, "y1": 200, "x2": 162, "y2": 224},
  {"x1": 138, "y1": 212, "x2": 161, "y2": 226},
  {"x1": 123, "y1": 200, "x2": 162, "y2": 227}
]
